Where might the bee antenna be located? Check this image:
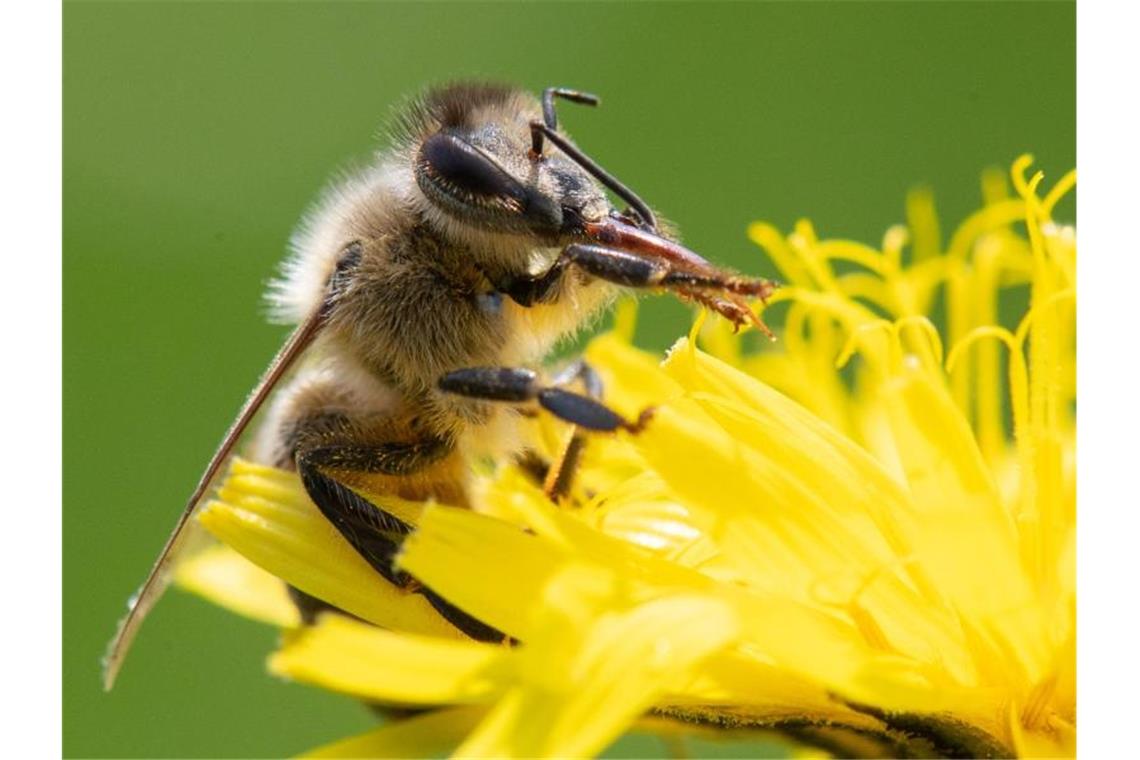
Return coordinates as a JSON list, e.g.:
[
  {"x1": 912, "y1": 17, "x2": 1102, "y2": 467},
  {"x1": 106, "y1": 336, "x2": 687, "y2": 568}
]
[
  {"x1": 531, "y1": 87, "x2": 599, "y2": 159},
  {"x1": 542, "y1": 87, "x2": 600, "y2": 131},
  {"x1": 530, "y1": 121, "x2": 658, "y2": 232}
]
